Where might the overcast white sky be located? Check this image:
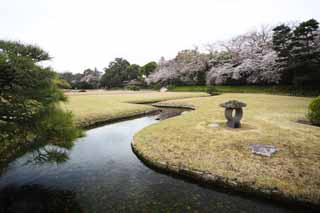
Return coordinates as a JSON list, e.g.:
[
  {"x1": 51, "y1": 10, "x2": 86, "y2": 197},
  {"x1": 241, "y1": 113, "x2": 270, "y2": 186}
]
[{"x1": 1, "y1": 0, "x2": 319, "y2": 73}]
